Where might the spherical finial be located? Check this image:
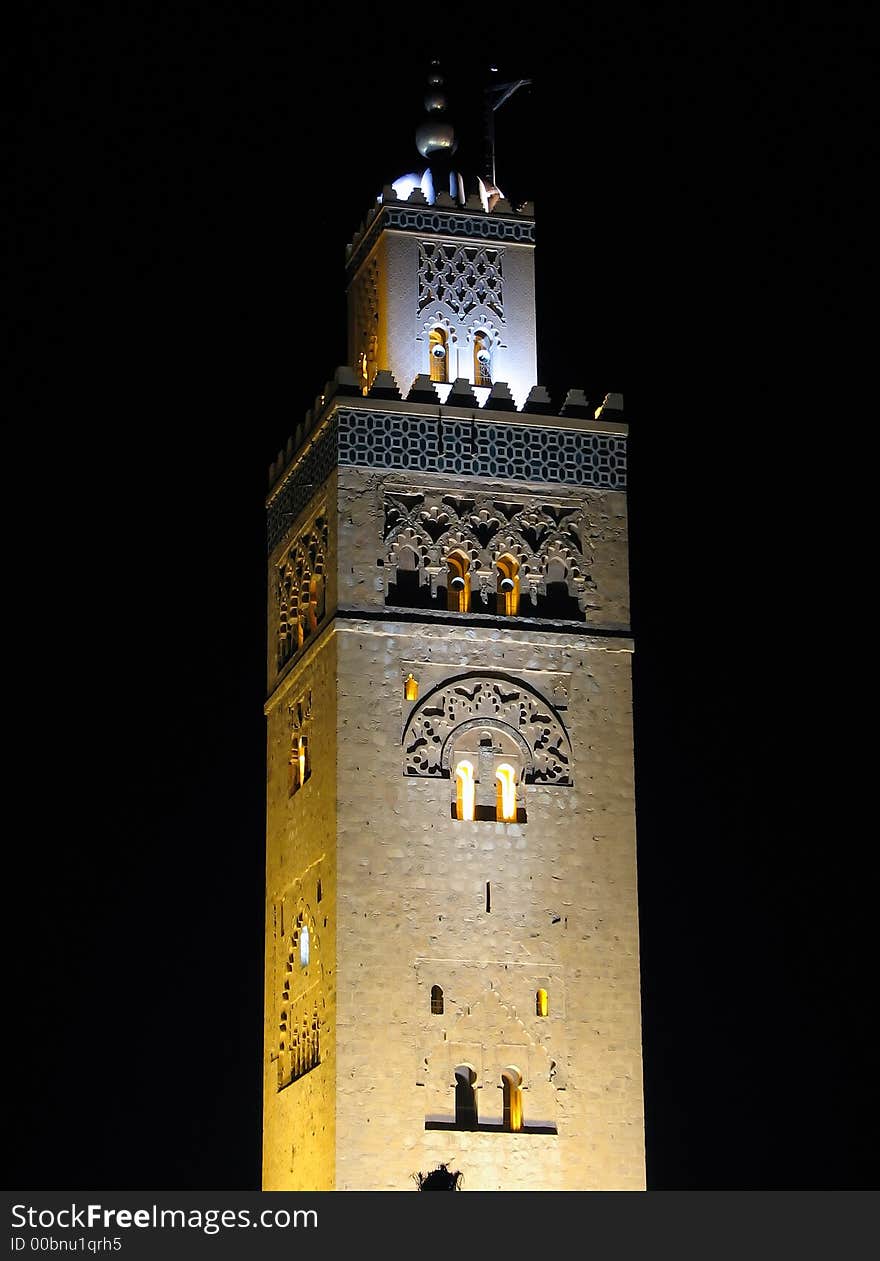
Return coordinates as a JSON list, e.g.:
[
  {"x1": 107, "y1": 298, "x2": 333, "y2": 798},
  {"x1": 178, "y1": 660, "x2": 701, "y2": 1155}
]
[
  {"x1": 424, "y1": 89, "x2": 447, "y2": 112},
  {"x1": 416, "y1": 120, "x2": 457, "y2": 158}
]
